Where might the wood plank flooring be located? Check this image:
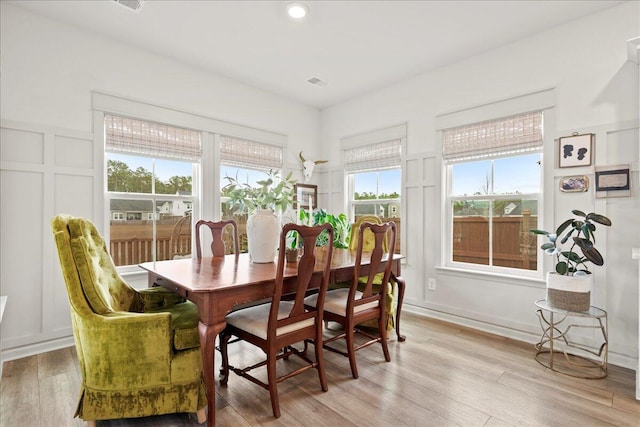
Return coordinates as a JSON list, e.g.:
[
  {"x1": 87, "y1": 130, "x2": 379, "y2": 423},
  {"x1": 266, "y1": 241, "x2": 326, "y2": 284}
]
[{"x1": 1, "y1": 312, "x2": 639, "y2": 426}]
